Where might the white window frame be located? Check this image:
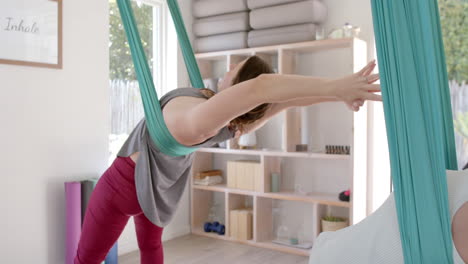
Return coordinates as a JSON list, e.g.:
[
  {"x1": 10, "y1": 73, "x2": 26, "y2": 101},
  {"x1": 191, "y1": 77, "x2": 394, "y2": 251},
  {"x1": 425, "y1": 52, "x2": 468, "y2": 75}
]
[{"x1": 134, "y1": 0, "x2": 177, "y2": 96}]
